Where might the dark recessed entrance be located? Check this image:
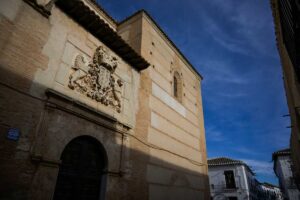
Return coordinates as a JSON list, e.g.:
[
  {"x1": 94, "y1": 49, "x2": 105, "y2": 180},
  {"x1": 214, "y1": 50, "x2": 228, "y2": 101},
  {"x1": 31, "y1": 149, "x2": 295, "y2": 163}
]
[{"x1": 53, "y1": 136, "x2": 107, "y2": 200}]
